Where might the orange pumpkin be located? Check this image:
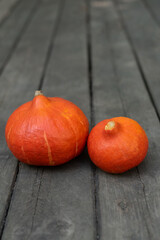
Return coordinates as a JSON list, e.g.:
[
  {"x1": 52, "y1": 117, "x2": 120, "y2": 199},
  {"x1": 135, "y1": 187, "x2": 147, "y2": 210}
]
[
  {"x1": 87, "y1": 117, "x2": 148, "y2": 173},
  {"x1": 5, "y1": 91, "x2": 89, "y2": 166}
]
